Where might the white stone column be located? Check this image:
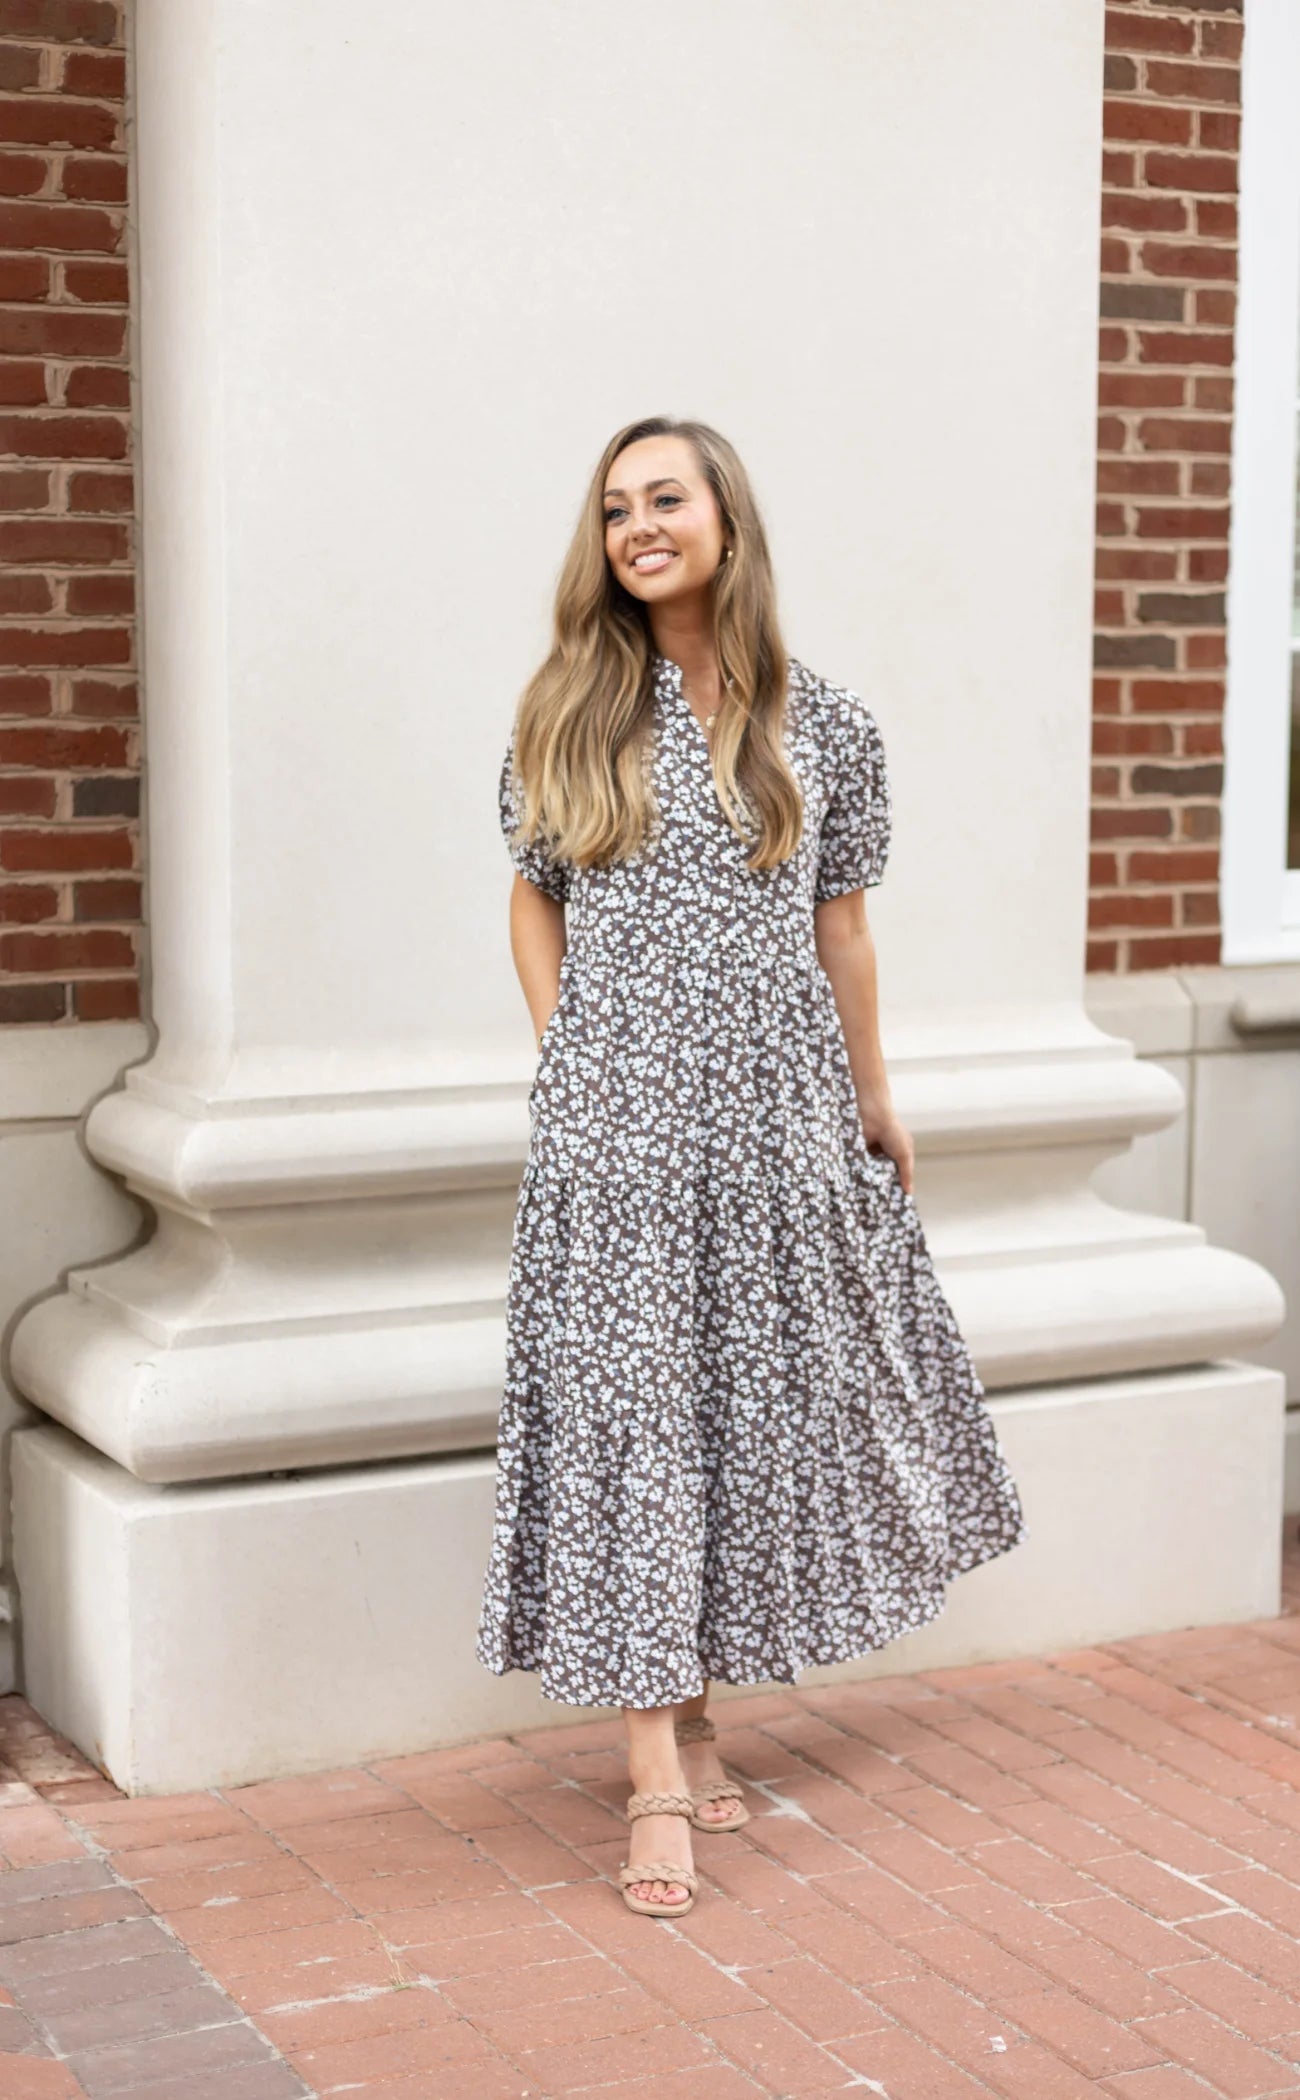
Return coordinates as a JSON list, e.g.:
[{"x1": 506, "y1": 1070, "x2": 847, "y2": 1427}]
[{"x1": 10, "y1": 0, "x2": 1284, "y2": 1793}]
